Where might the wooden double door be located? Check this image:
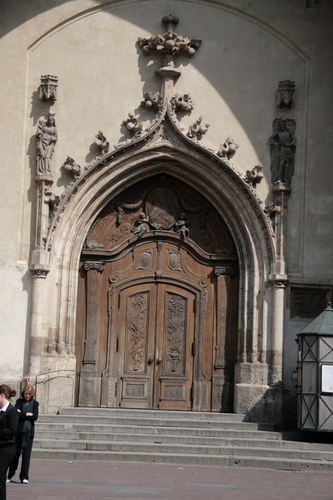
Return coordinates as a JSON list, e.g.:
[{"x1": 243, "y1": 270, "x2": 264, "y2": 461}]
[
  {"x1": 117, "y1": 281, "x2": 196, "y2": 410},
  {"x1": 76, "y1": 176, "x2": 239, "y2": 411}
]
